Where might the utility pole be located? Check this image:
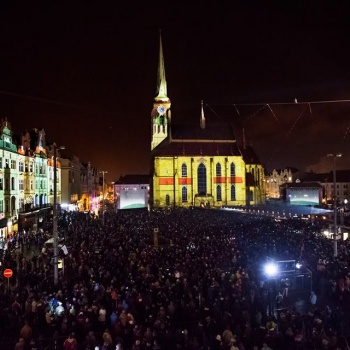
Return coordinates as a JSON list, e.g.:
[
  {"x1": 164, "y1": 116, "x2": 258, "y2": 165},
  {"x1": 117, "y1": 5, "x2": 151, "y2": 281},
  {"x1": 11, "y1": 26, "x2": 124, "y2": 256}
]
[
  {"x1": 53, "y1": 144, "x2": 65, "y2": 285},
  {"x1": 327, "y1": 153, "x2": 342, "y2": 257},
  {"x1": 100, "y1": 171, "x2": 108, "y2": 225}
]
